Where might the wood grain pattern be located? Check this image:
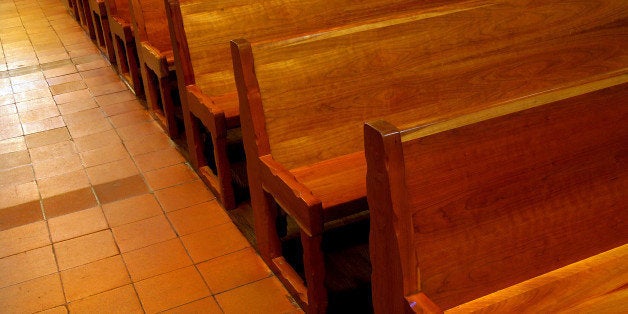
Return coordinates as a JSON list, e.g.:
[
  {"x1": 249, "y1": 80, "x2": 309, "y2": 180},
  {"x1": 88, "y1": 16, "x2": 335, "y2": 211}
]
[
  {"x1": 366, "y1": 82, "x2": 627, "y2": 312},
  {"x1": 248, "y1": 0, "x2": 627, "y2": 169}
]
